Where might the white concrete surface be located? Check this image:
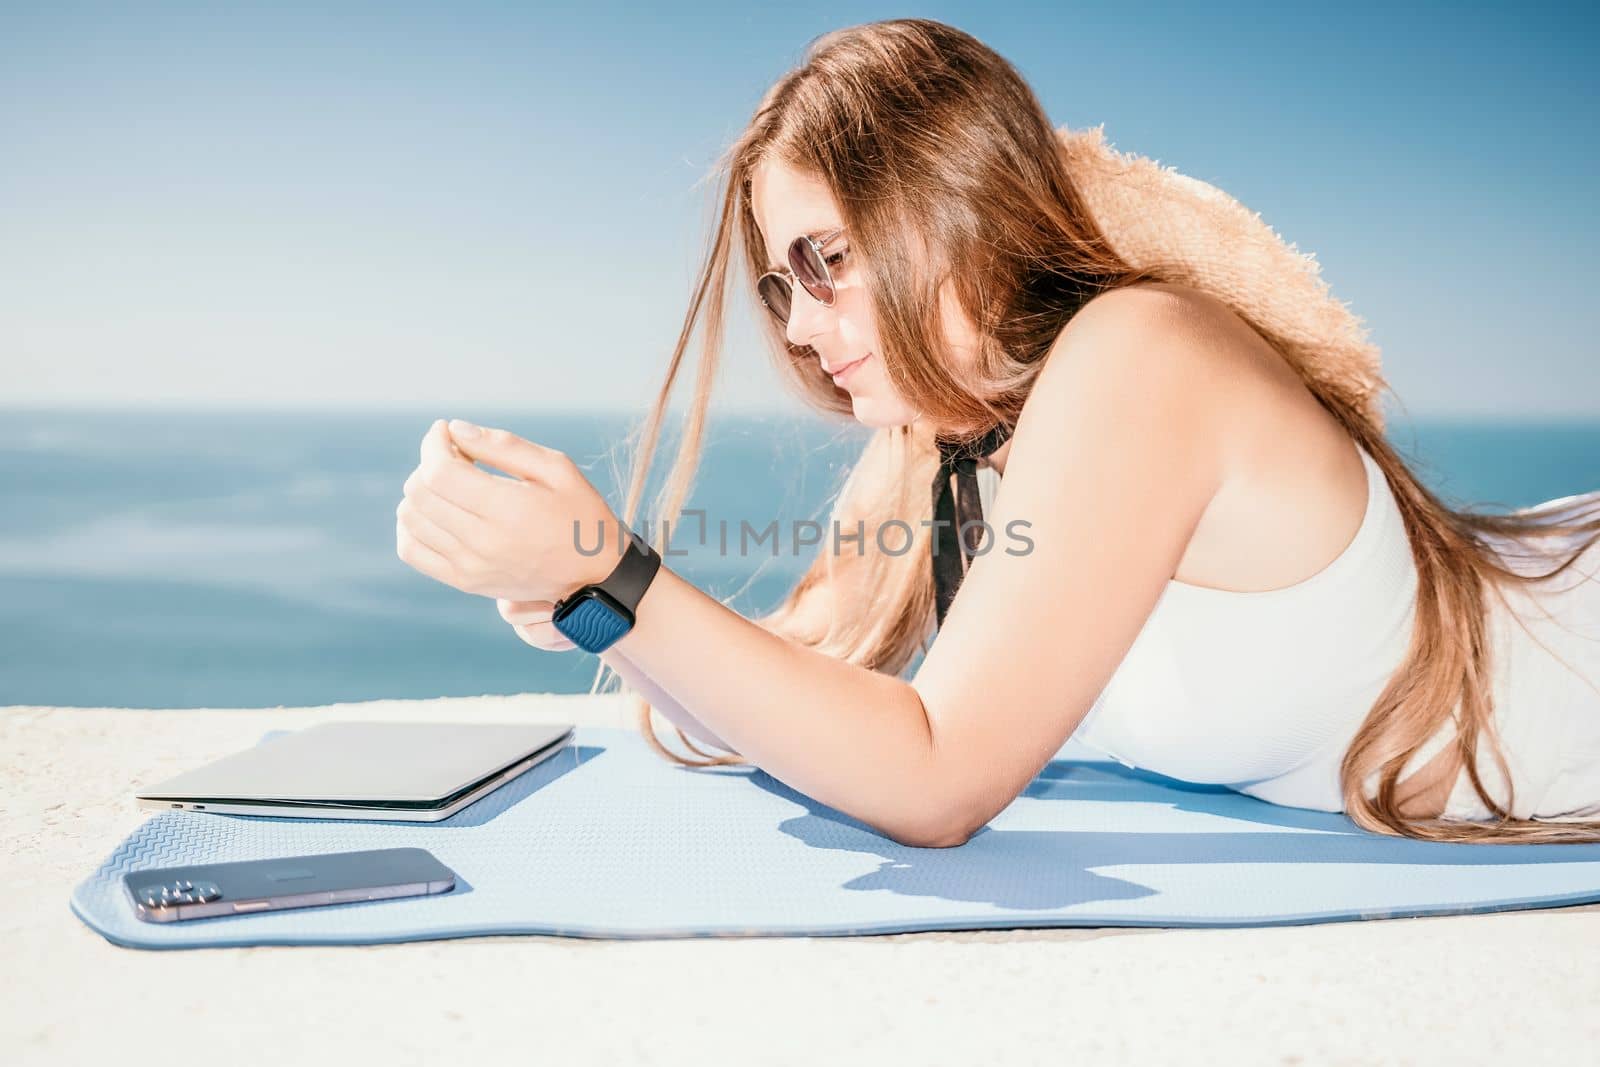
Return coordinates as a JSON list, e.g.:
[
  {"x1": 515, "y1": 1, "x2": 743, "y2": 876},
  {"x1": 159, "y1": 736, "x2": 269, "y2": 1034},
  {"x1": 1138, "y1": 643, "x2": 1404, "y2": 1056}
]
[{"x1": 5, "y1": 694, "x2": 1597, "y2": 1066}]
